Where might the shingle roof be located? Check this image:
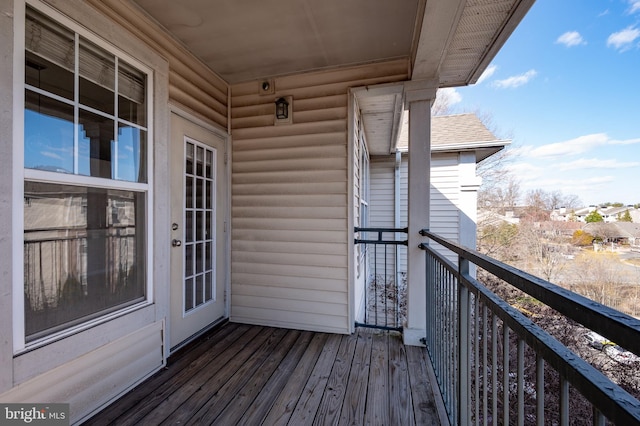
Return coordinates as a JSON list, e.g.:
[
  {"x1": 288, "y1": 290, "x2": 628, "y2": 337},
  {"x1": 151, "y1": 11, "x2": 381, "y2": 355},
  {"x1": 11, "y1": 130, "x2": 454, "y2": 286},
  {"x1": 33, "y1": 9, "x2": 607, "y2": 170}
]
[
  {"x1": 395, "y1": 113, "x2": 509, "y2": 161},
  {"x1": 431, "y1": 113, "x2": 499, "y2": 146}
]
